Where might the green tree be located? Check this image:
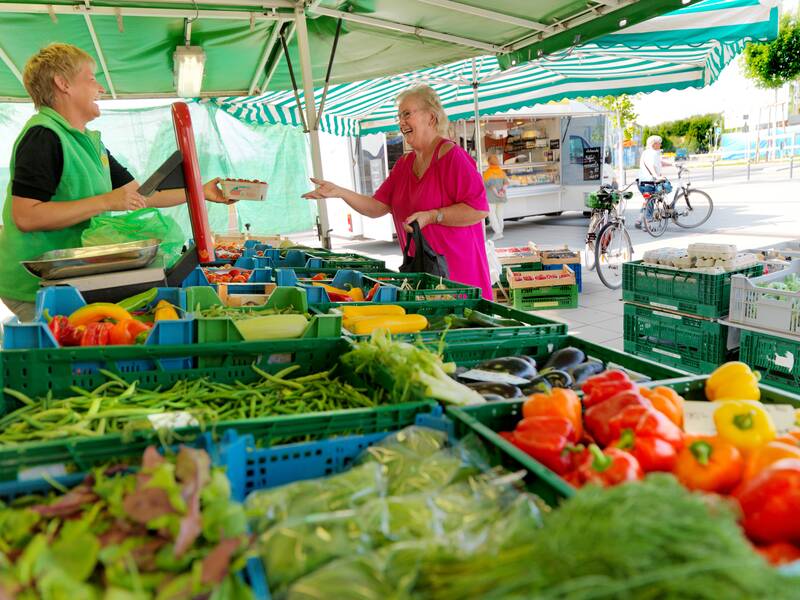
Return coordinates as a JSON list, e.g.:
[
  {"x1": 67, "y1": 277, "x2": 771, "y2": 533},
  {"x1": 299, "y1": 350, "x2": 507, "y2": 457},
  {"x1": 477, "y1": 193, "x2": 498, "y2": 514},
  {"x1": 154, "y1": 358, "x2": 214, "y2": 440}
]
[
  {"x1": 742, "y1": 12, "x2": 800, "y2": 88},
  {"x1": 579, "y1": 94, "x2": 638, "y2": 140},
  {"x1": 642, "y1": 113, "x2": 720, "y2": 154}
]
